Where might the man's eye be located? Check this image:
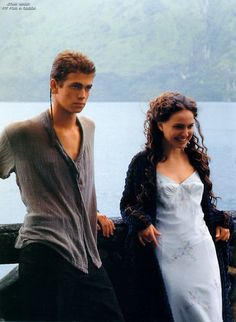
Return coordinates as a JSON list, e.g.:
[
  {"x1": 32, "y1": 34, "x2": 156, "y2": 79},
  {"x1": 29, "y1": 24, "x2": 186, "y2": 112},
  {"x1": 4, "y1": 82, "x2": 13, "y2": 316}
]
[
  {"x1": 71, "y1": 84, "x2": 92, "y2": 91},
  {"x1": 72, "y1": 84, "x2": 82, "y2": 89},
  {"x1": 85, "y1": 85, "x2": 92, "y2": 91}
]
